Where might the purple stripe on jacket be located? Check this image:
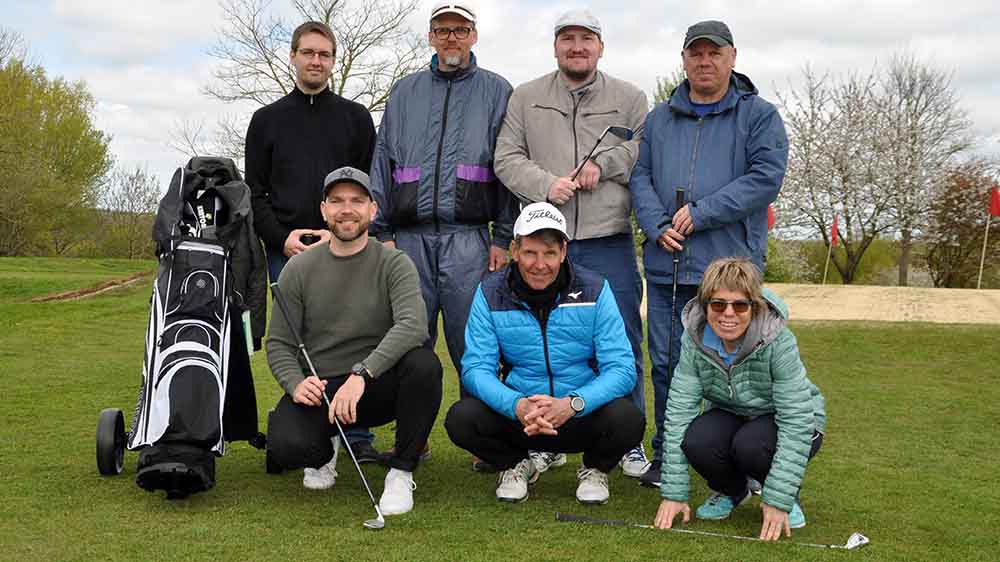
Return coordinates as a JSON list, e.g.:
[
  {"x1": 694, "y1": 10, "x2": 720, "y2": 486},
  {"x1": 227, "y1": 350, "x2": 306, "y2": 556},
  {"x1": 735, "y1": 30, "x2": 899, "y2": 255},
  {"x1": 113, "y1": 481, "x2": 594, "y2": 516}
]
[
  {"x1": 393, "y1": 167, "x2": 420, "y2": 184},
  {"x1": 457, "y1": 164, "x2": 494, "y2": 183}
]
